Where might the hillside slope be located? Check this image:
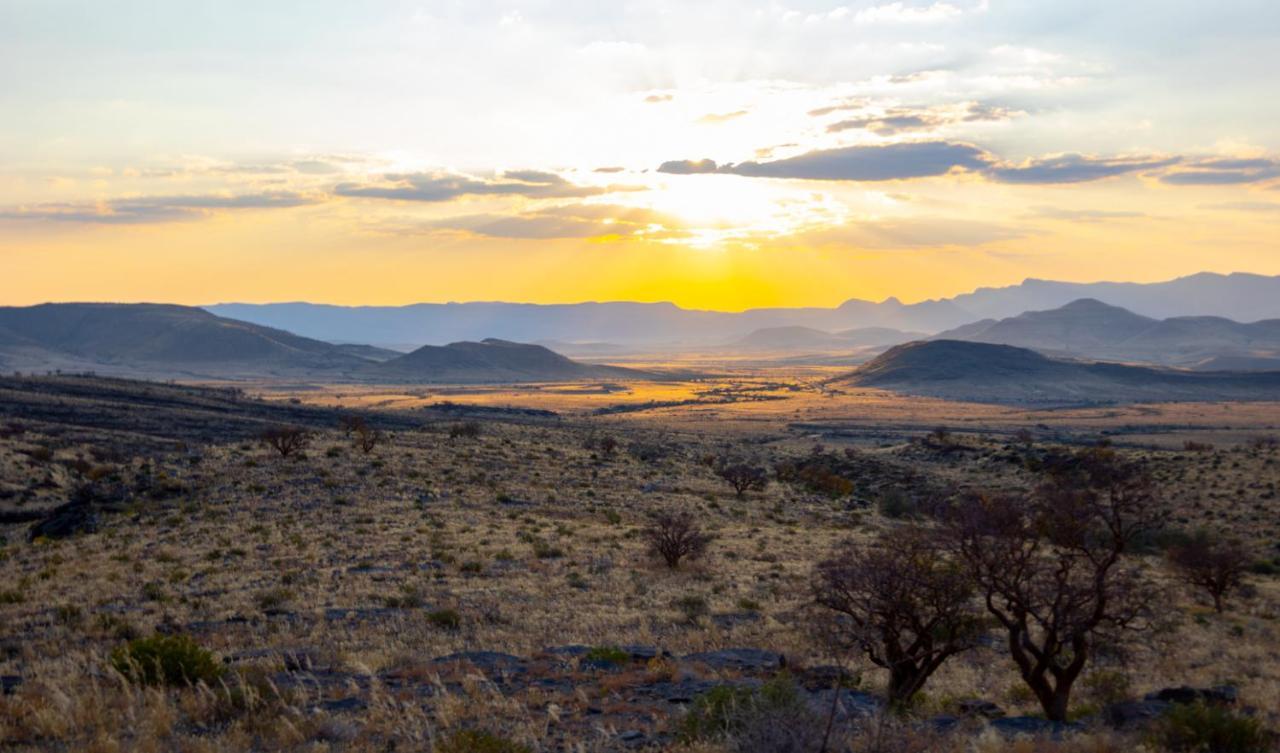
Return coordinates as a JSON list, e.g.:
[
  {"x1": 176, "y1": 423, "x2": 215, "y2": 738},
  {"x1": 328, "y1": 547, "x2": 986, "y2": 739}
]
[{"x1": 839, "y1": 340, "x2": 1280, "y2": 405}]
